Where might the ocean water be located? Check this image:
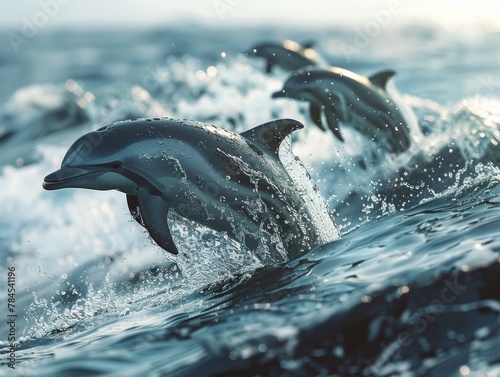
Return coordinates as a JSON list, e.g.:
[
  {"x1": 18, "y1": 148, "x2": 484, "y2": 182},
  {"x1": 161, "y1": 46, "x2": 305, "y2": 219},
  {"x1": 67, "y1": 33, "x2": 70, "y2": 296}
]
[{"x1": 0, "y1": 24, "x2": 500, "y2": 376}]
